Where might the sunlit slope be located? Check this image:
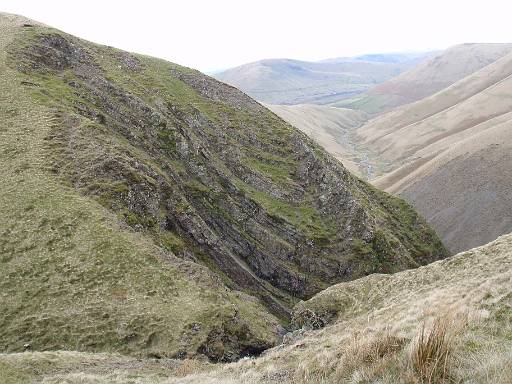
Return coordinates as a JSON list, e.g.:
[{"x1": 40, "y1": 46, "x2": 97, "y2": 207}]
[{"x1": 358, "y1": 51, "x2": 512, "y2": 252}]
